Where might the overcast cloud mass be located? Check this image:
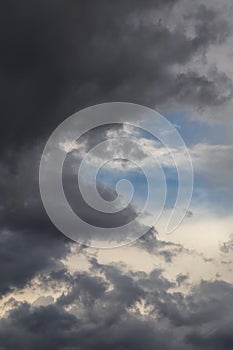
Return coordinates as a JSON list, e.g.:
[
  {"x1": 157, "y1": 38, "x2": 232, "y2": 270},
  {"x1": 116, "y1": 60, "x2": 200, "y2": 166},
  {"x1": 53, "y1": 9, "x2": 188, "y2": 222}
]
[{"x1": 1, "y1": 0, "x2": 233, "y2": 349}]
